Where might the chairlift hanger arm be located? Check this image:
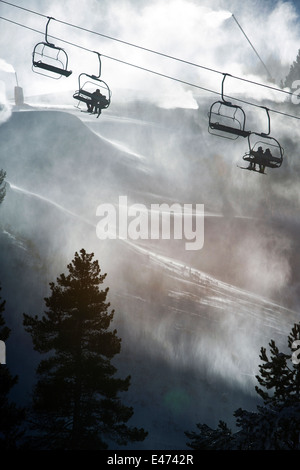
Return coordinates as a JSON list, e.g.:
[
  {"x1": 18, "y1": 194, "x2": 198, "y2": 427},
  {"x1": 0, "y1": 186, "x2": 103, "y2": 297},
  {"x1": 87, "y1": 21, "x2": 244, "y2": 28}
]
[
  {"x1": 221, "y1": 73, "x2": 232, "y2": 105},
  {"x1": 45, "y1": 16, "x2": 55, "y2": 47},
  {"x1": 88, "y1": 51, "x2": 102, "y2": 80},
  {"x1": 260, "y1": 106, "x2": 271, "y2": 136}
]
